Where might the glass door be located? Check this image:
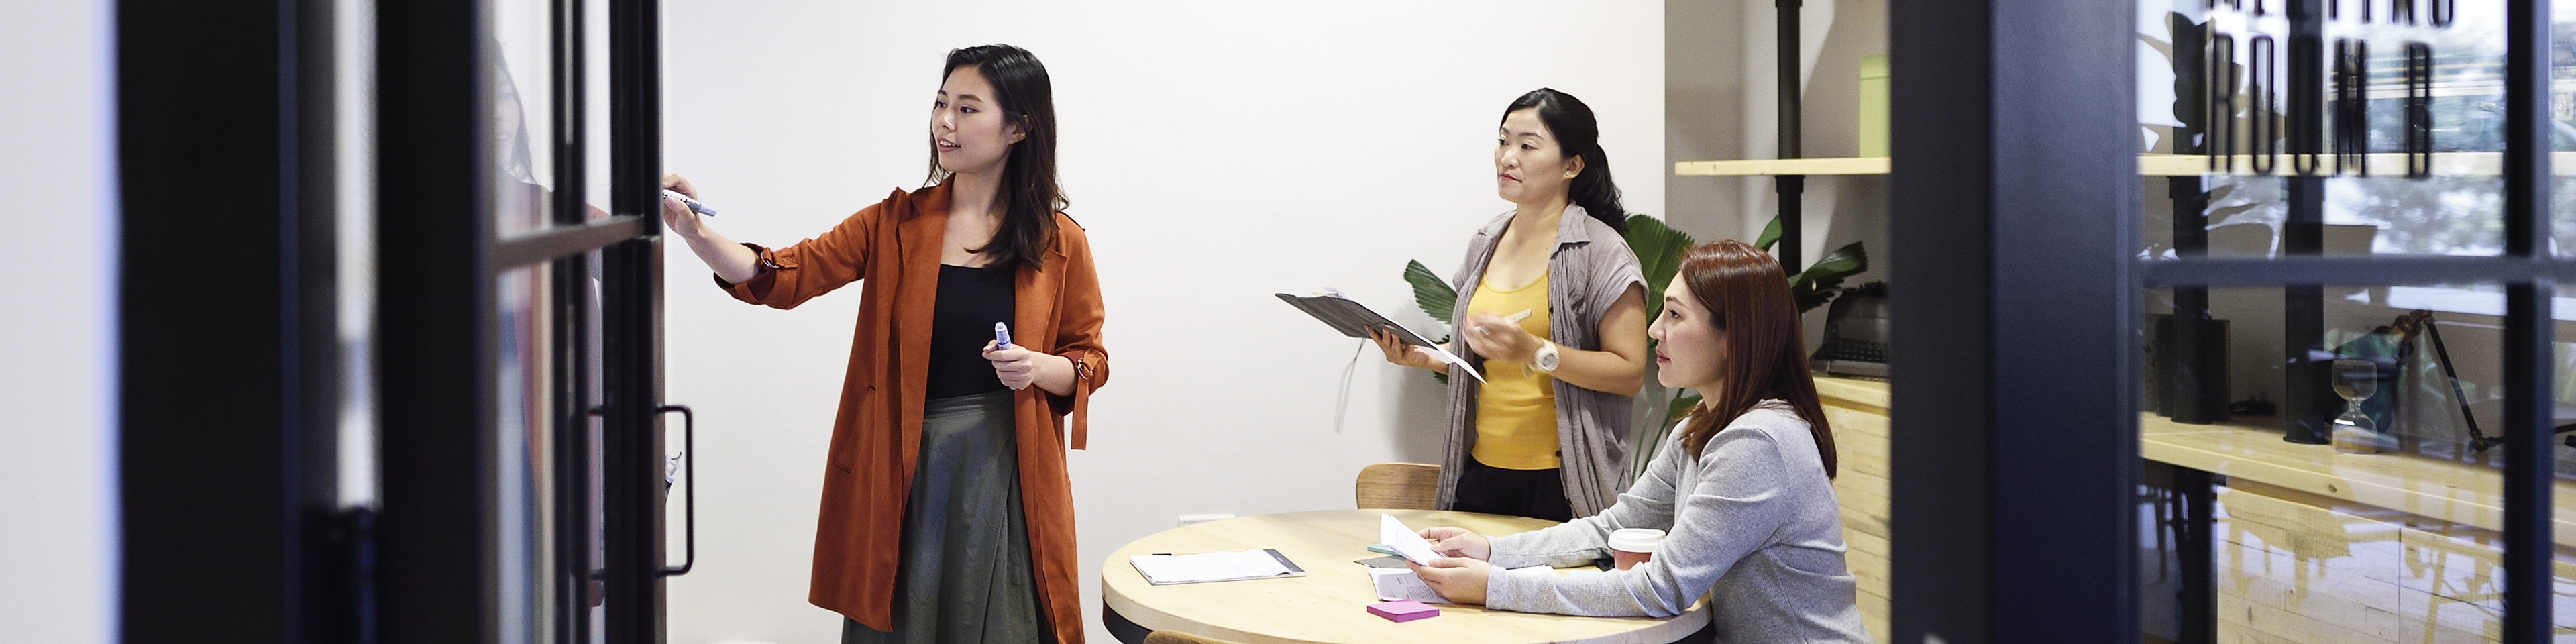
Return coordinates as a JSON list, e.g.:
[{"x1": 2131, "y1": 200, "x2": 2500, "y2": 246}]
[{"x1": 375, "y1": 0, "x2": 674, "y2": 641}]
